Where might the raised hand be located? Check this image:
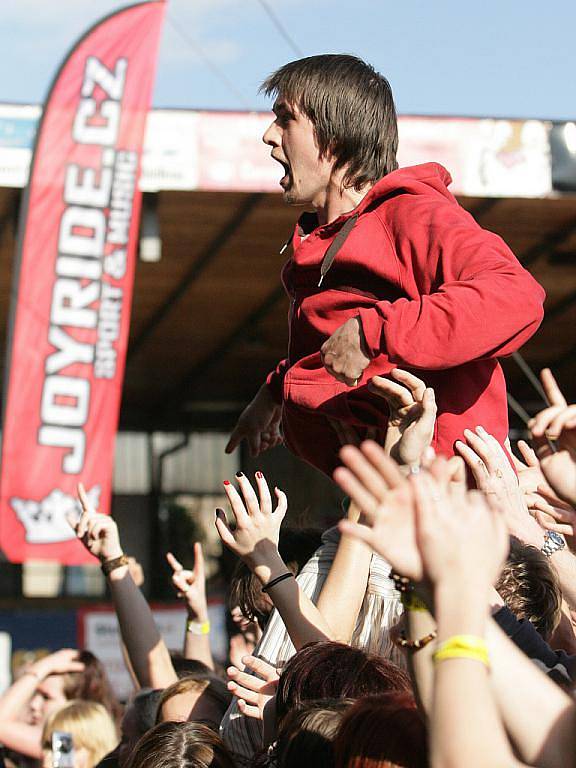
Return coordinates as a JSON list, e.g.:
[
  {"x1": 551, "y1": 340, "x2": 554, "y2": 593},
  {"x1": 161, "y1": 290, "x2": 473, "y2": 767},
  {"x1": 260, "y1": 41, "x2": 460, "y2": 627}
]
[
  {"x1": 30, "y1": 649, "x2": 85, "y2": 680},
  {"x1": 215, "y1": 472, "x2": 287, "y2": 575},
  {"x1": 226, "y1": 655, "x2": 279, "y2": 721},
  {"x1": 166, "y1": 543, "x2": 208, "y2": 621},
  {"x1": 334, "y1": 440, "x2": 424, "y2": 581},
  {"x1": 70, "y1": 483, "x2": 123, "y2": 563},
  {"x1": 225, "y1": 384, "x2": 283, "y2": 457},
  {"x1": 529, "y1": 369, "x2": 576, "y2": 507},
  {"x1": 455, "y1": 426, "x2": 545, "y2": 547},
  {"x1": 413, "y1": 472, "x2": 509, "y2": 592},
  {"x1": 369, "y1": 369, "x2": 436, "y2": 466}
]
